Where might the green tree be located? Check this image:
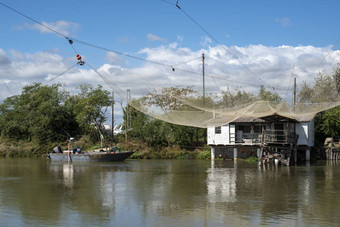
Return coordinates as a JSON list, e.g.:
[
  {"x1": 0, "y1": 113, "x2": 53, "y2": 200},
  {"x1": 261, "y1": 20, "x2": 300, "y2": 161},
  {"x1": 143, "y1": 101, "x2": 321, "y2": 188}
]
[
  {"x1": 0, "y1": 83, "x2": 77, "y2": 144},
  {"x1": 144, "y1": 86, "x2": 196, "y2": 111},
  {"x1": 321, "y1": 107, "x2": 340, "y2": 137},
  {"x1": 258, "y1": 86, "x2": 282, "y2": 102},
  {"x1": 126, "y1": 87, "x2": 206, "y2": 148},
  {"x1": 298, "y1": 70, "x2": 340, "y2": 145},
  {"x1": 221, "y1": 89, "x2": 257, "y2": 107},
  {"x1": 73, "y1": 84, "x2": 113, "y2": 135},
  {"x1": 298, "y1": 73, "x2": 338, "y2": 103}
]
